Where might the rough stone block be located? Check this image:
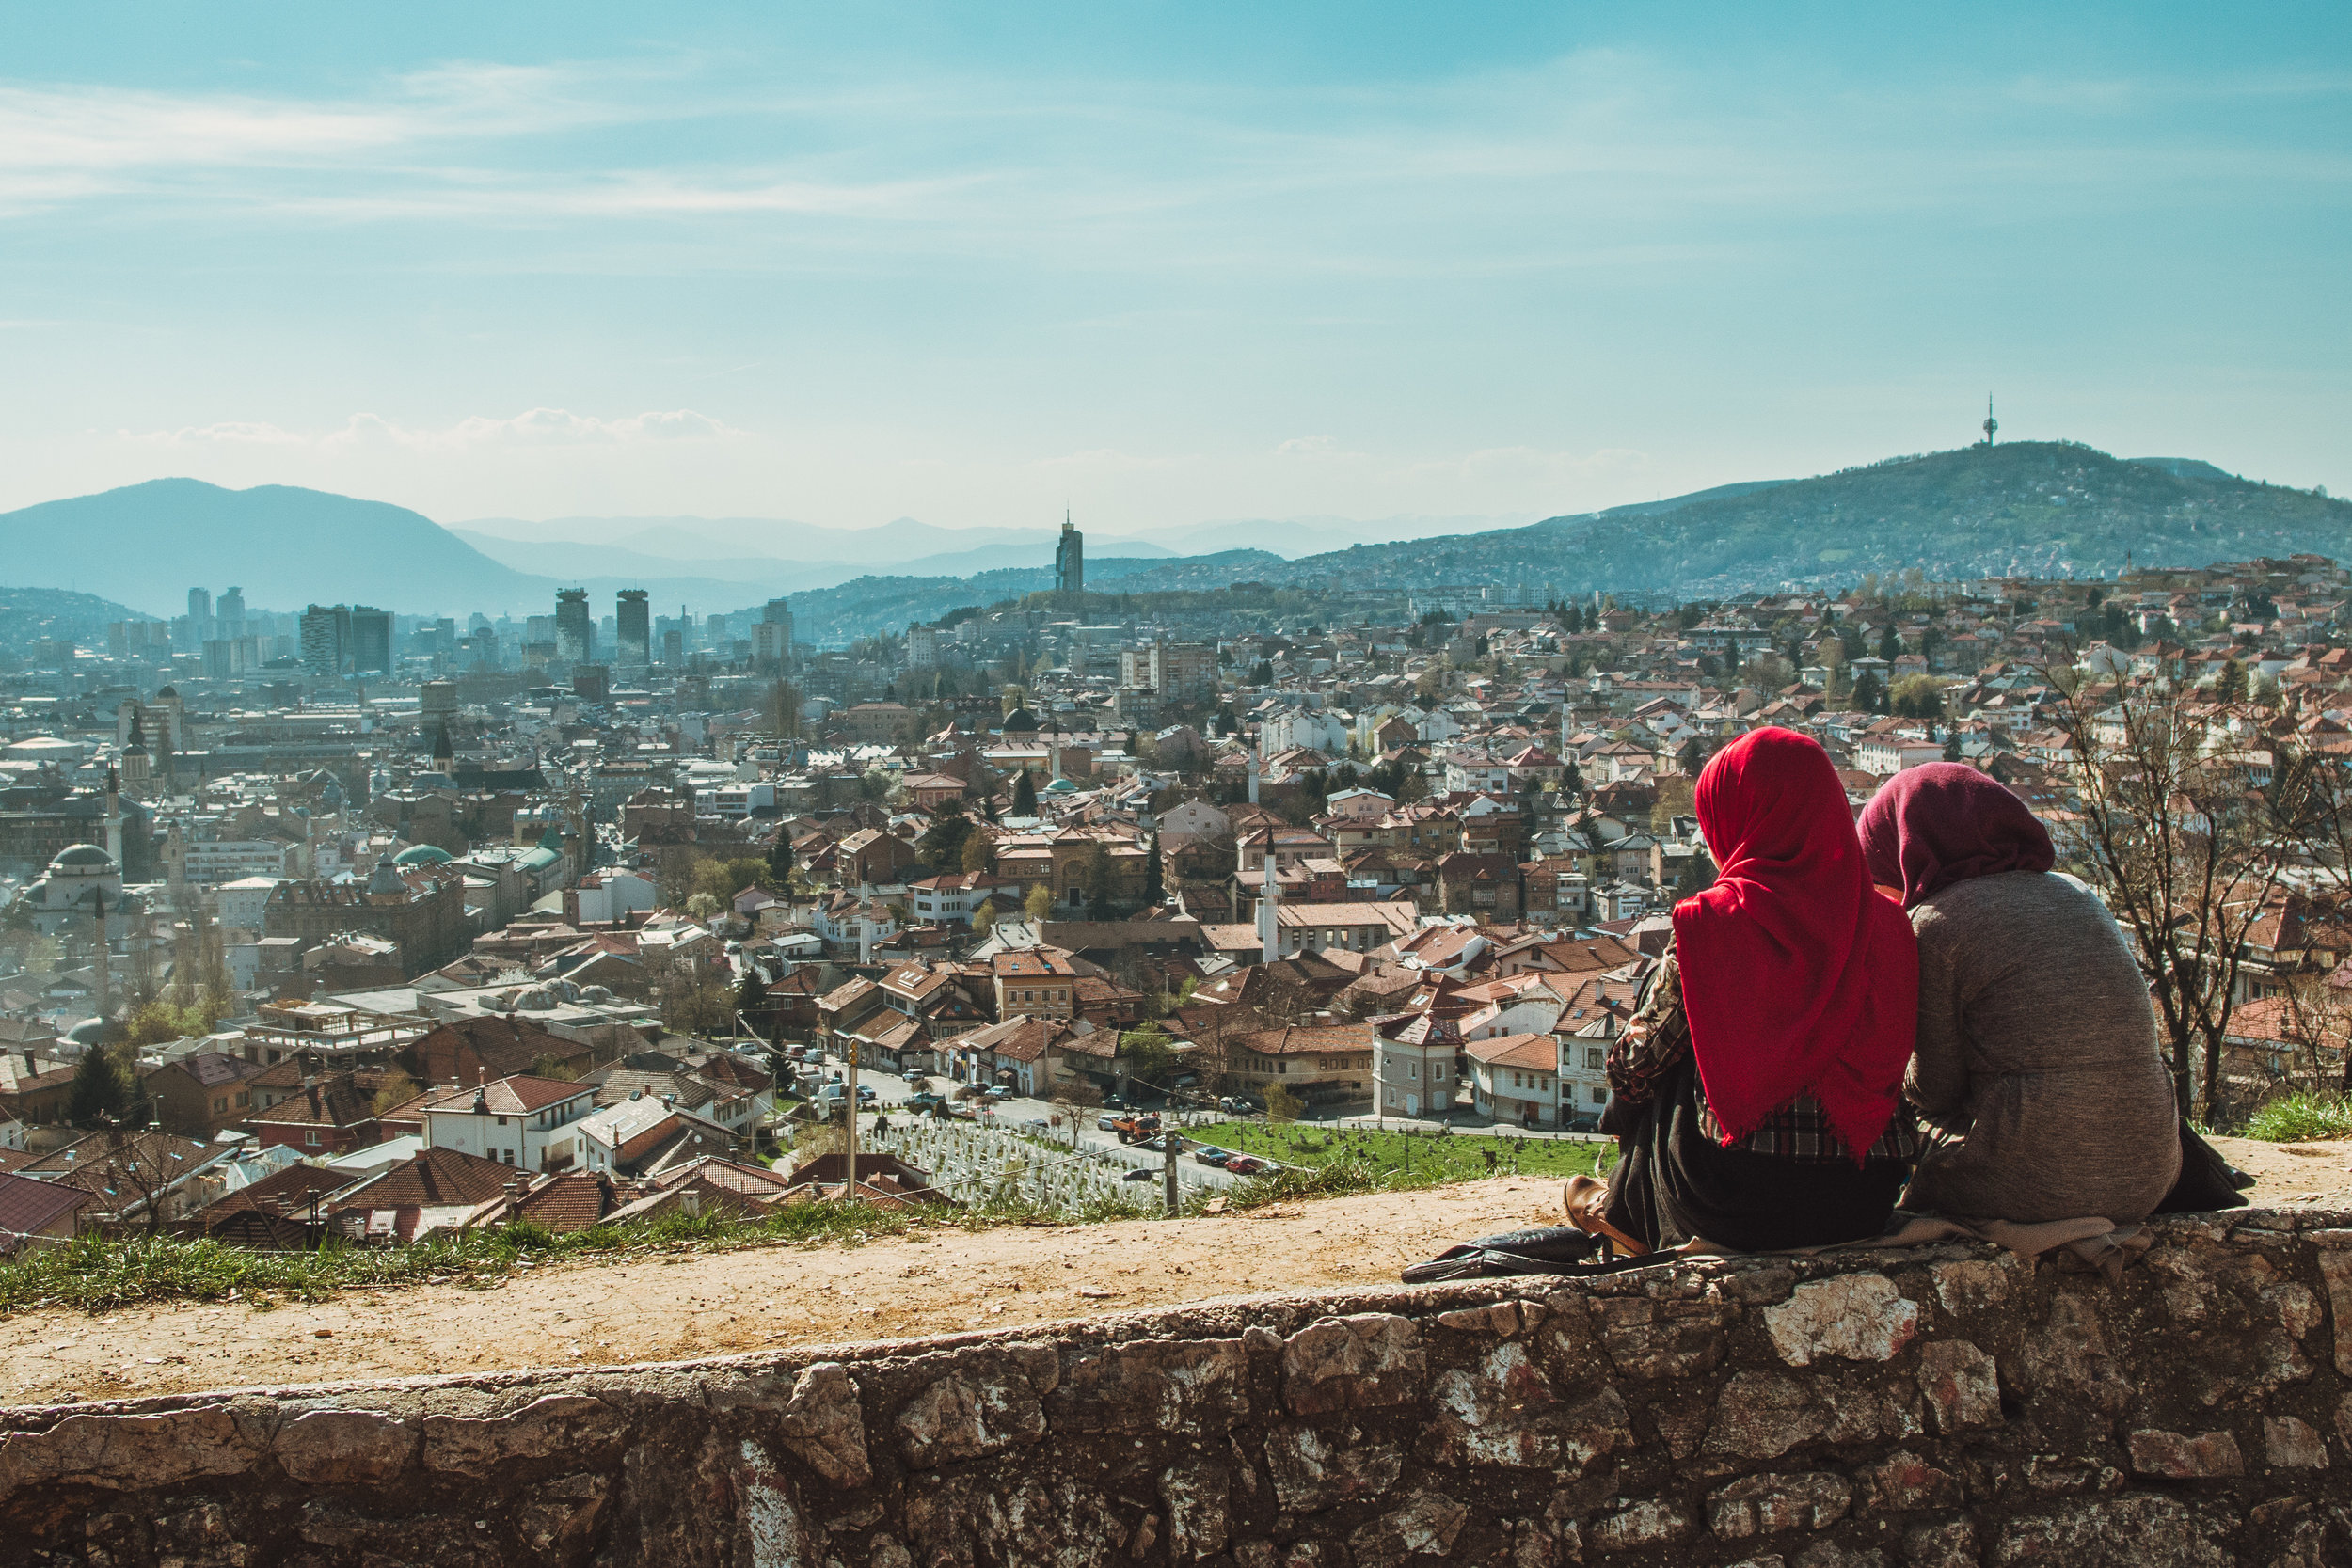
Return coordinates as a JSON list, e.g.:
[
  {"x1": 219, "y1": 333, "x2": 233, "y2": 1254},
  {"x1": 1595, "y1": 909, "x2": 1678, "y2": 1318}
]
[
  {"x1": 1765, "y1": 1275, "x2": 1920, "y2": 1366},
  {"x1": 1900, "y1": 1515, "x2": 1978, "y2": 1568},
  {"x1": 1915, "y1": 1340, "x2": 2001, "y2": 1433},
  {"x1": 1706, "y1": 1471, "x2": 1851, "y2": 1539},
  {"x1": 1263, "y1": 1423, "x2": 1405, "y2": 1513},
  {"x1": 1050, "y1": 1338, "x2": 1250, "y2": 1435},
  {"x1": 423, "y1": 1394, "x2": 624, "y2": 1478},
  {"x1": 0, "y1": 1405, "x2": 262, "y2": 1491},
  {"x1": 2265, "y1": 1415, "x2": 2328, "y2": 1469},
  {"x1": 1282, "y1": 1313, "x2": 1424, "y2": 1414},
  {"x1": 1347, "y1": 1489, "x2": 1469, "y2": 1568},
  {"x1": 1587, "y1": 1498, "x2": 1692, "y2": 1554},
  {"x1": 1792, "y1": 1544, "x2": 1888, "y2": 1568},
  {"x1": 896, "y1": 1367, "x2": 1047, "y2": 1468},
  {"x1": 273, "y1": 1409, "x2": 416, "y2": 1486},
  {"x1": 2125, "y1": 1428, "x2": 2246, "y2": 1480},
  {"x1": 1993, "y1": 1494, "x2": 2233, "y2": 1565},
  {"x1": 517, "y1": 1471, "x2": 610, "y2": 1559},
  {"x1": 1855, "y1": 1451, "x2": 1963, "y2": 1514},
  {"x1": 2306, "y1": 1229, "x2": 2352, "y2": 1375},
  {"x1": 1929, "y1": 1259, "x2": 2010, "y2": 1316},
  {"x1": 775, "y1": 1361, "x2": 872, "y2": 1489},
  {"x1": 1436, "y1": 1301, "x2": 1523, "y2": 1336},
  {"x1": 2015, "y1": 1291, "x2": 2133, "y2": 1415},
  {"x1": 1430, "y1": 1340, "x2": 1629, "y2": 1472},
  {"x1": 1159, "y1": 1456, "x2": 1232, "y2": 1560},
  {"x1": 1597, "y1": 1296, "x2": 1735, "y2": 1381},
  {"x1": 903, "y1": 1475, "x2": 1130, "y2": 1565},
  {"x1": 1704, "y1": 1370, "x2": 1918, "y2": 1460}
]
